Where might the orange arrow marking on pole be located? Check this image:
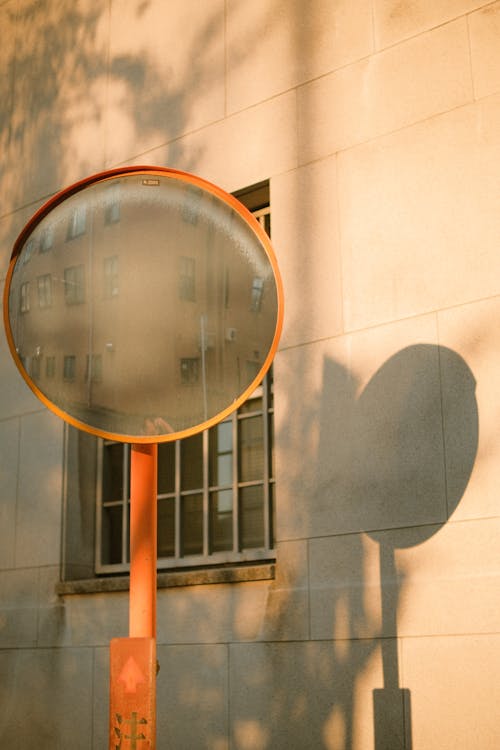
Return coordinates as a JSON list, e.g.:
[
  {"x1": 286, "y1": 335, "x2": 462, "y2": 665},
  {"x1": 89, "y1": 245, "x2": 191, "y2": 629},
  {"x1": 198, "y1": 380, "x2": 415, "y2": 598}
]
[{"x1": 118, "y1": 656, "x2": 146, "y2": 694}]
